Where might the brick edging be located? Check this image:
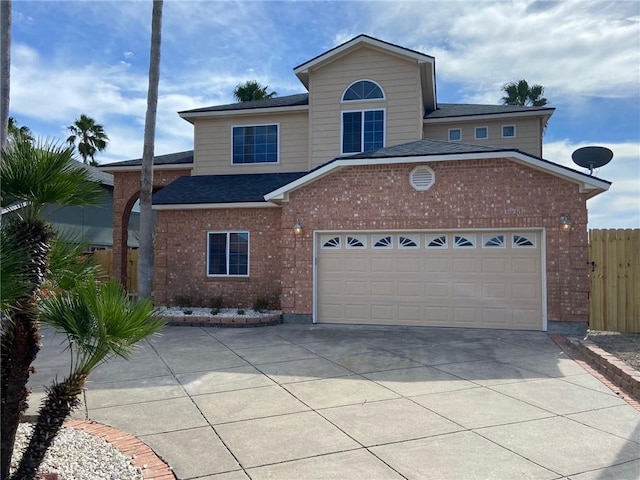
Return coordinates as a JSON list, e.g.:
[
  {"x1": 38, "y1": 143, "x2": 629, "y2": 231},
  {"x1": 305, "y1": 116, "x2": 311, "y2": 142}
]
[
  {"x1": 163, "y1": 313, "x2": 282, "y2": 327},
  {"x1": 64, "y1": 420, "x2": 175, "y2": 480},
  {"x1": 549, "y1": 334, "x2": 640, "y2": 411}
]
